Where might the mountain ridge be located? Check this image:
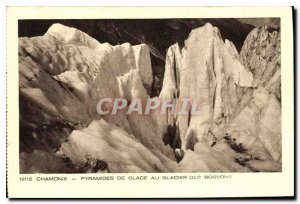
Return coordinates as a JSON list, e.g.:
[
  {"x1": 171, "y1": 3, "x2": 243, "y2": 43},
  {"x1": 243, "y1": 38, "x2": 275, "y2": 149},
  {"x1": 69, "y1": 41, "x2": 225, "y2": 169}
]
[{"x1": 19, "y1": 22, "x2": 281, "y2": 173}]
